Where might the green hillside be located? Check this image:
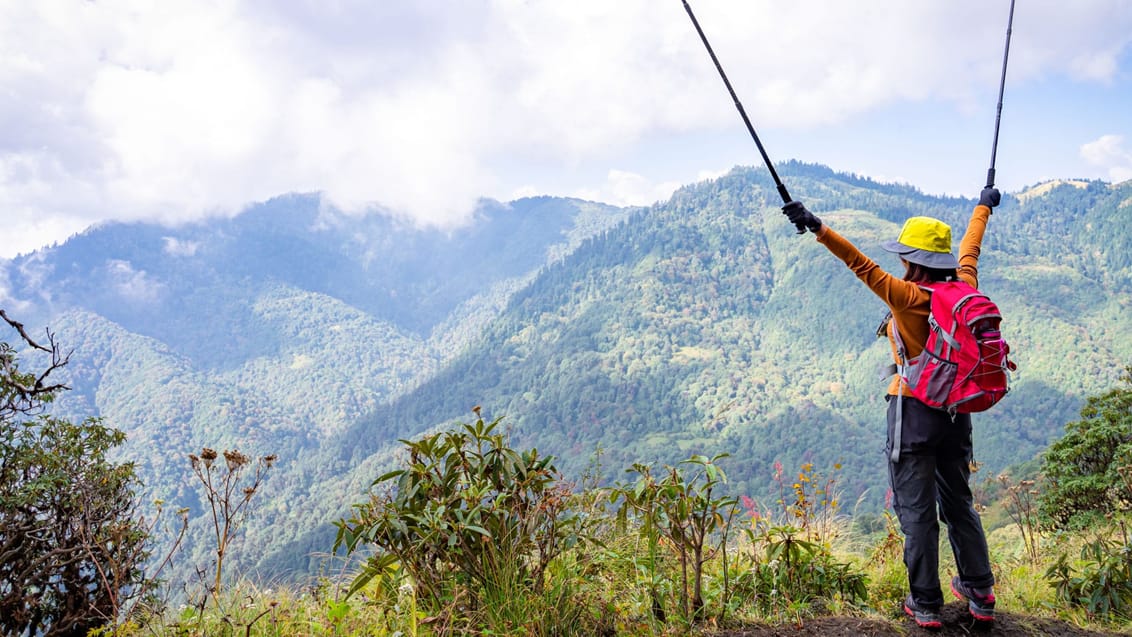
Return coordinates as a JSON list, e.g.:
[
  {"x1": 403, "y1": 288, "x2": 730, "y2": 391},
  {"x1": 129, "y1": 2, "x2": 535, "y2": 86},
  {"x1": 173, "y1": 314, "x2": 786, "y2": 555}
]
[
  {"x1": 327, "y1": 163, "x2": 1130, "y2": 496},
  {"x1": 286, "y1": 164, "x2": 1130, "y2": 578},
  {"x1": 6, "y1": 163, "x2": 1129, "y2": 585}
]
